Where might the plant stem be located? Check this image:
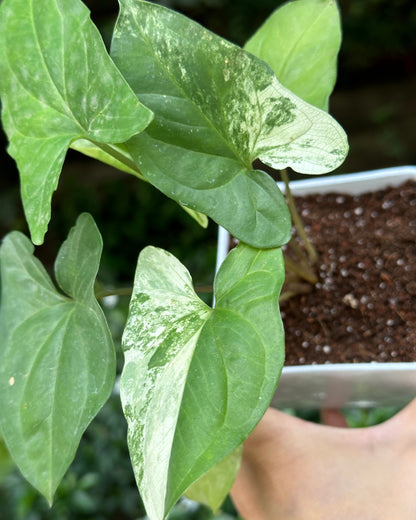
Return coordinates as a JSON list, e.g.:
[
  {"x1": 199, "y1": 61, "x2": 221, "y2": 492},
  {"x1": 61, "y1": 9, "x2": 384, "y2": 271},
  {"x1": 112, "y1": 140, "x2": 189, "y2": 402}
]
[
  {"x1": 287, "y1": 237, "x2": 311, "y2": 267},
  {"x1": 281, "y1": 169, "x2": 318, "y2": 263},
  {"x1": 195, "y1": 284, "x2": 214, "y2": 293},
  {"x1": 279, "y1": 290, "x2": 301, "y2": 303},
  {"x1": 93, "y1": 141, "x2": 149, "y2": 182},
  {"x1": 95, "y1": 284, "x2": 213, "y2": 300},
  {"x1": 95, "y1": 287, "x2": 133, "y2": 299},
  {"x1": 284, "y1": 256, "x2": 318, "y2": 284}
]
